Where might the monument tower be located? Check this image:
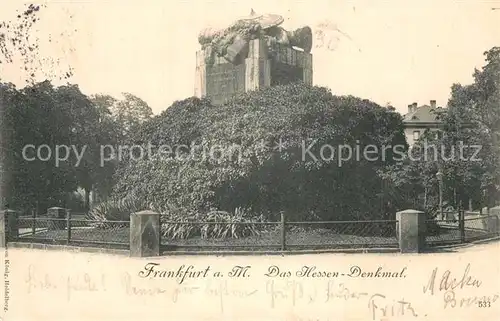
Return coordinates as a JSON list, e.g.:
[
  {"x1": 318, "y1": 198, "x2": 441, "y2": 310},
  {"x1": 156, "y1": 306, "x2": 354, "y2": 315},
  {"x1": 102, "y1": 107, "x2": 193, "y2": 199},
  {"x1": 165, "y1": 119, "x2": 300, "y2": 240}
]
[{"x1": 195, "y1": 11, "x2": 313, "y2": 104}]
